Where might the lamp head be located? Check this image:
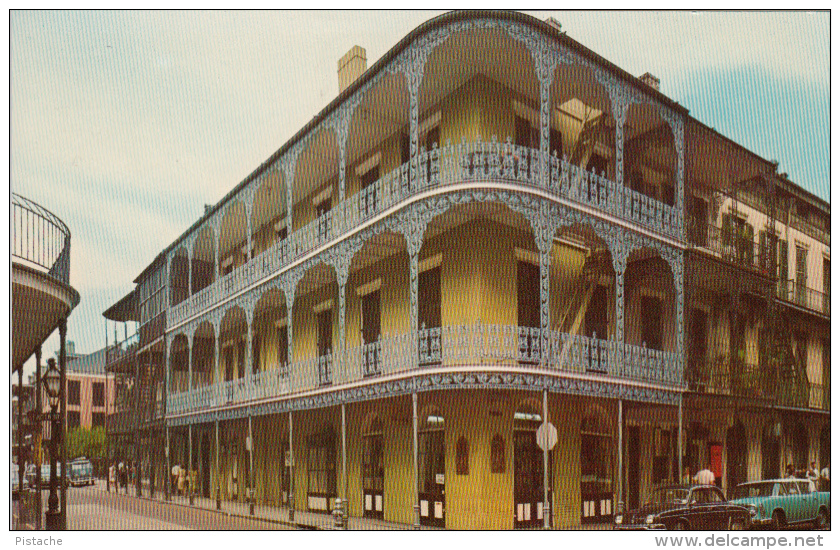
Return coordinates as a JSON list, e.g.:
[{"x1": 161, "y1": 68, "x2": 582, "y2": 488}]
[{"x1": 44, "y1": 358, "x2": 61, "y2": 408}]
